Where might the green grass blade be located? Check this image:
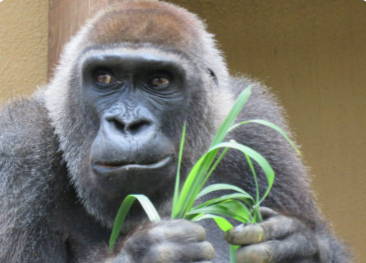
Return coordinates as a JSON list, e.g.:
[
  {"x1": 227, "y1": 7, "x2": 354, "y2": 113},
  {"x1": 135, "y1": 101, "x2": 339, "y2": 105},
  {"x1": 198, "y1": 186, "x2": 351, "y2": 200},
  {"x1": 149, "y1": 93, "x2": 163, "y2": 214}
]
[
  {"x1": 252, "y1": 208, "x2": 263, "y2": 223},
  {"x1": 134, "y1": 194, "x2": 161, "y2": 222},
  {"x1": 209, "y1": 141, "x2": 275, "y2": 203},
  {"x1": 109, "y1": 194, "x2": 160, "y2": 251},
  {"x1": 191, "y1": 193, "x2": 253, "y2": 211},
  {"x1": 244, "y1": 154, "x2": 258, "y2": 203},
  {"x1": 110, "y1": 195, "x2": 135, "y2": 251},
  {"x1": 175, "y1": 87, "x2": 253, "y2": 219},
  {"x1": 176, "y1": 136, "x2": 275, "y2": 219},
  {"x1": 174, "y1": 155, "x2": 208, "y2": 218},
  {"x1": 187, "y1": 200, "x2": 252, "y2": 222},
  {"x1": 213, "y1": 217, "x2": 234, "y2": 232},
  {"x1": 244, "y1": 153, "x2": 261, "y2": 222},
  {"x1": 186, "y1": 205, "x2": 248, "y2": 223},
  {"x1": 229, "y1": 119, "x2": 300, "y2": 154},
  {"x1": 175, "y1": 148, "x2": 223, "y2": 218},
  {"x1": 196, "y1": 183, "x2": 252, "y2": 199},
  {"x1": 216, "y1": 201, "x2": 252, "y2": 221},
  {"x1": 172, "y1": 122, "x2": 187, "y2": 218},
  {"x1": 200, "y1": 147, "x2": 230, "y2": 189},
  {"x1": 230, "y1": 245, "x2": 239, "y2": 263},
  {"x1": 192, "y1": 214, "x2": 233, "y2": 232},
  {"x1": 210, "y1": 86, "x2": 252, "y2": 147}
]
